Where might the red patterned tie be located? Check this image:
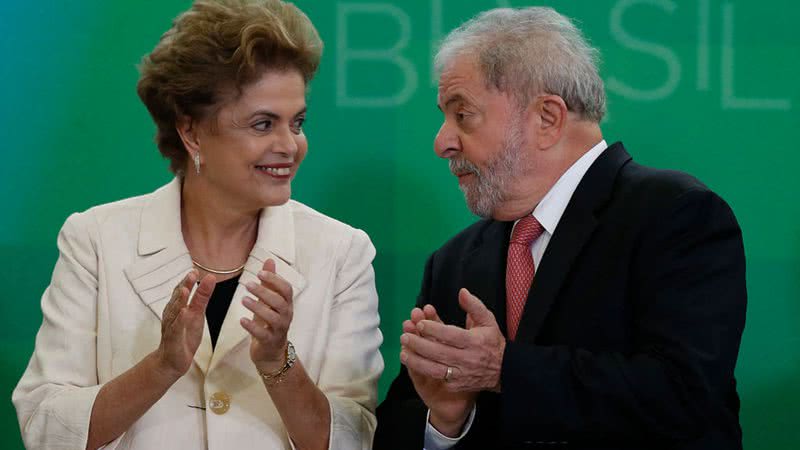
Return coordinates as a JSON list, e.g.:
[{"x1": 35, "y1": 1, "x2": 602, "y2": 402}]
[{"x1": 505, "y1": 216, "x2": 544, "y2": 341}]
